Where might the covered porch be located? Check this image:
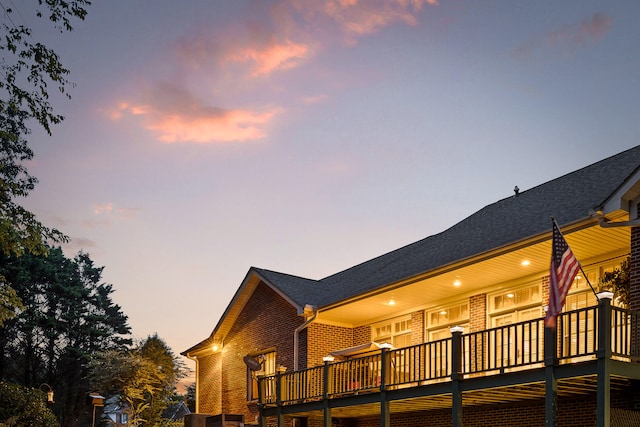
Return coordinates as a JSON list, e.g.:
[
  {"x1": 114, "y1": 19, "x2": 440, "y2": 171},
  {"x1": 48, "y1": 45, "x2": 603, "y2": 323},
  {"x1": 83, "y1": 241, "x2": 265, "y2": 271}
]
[{"x1": 258, "y1": 296, "x2": 640, "y2": 427}]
